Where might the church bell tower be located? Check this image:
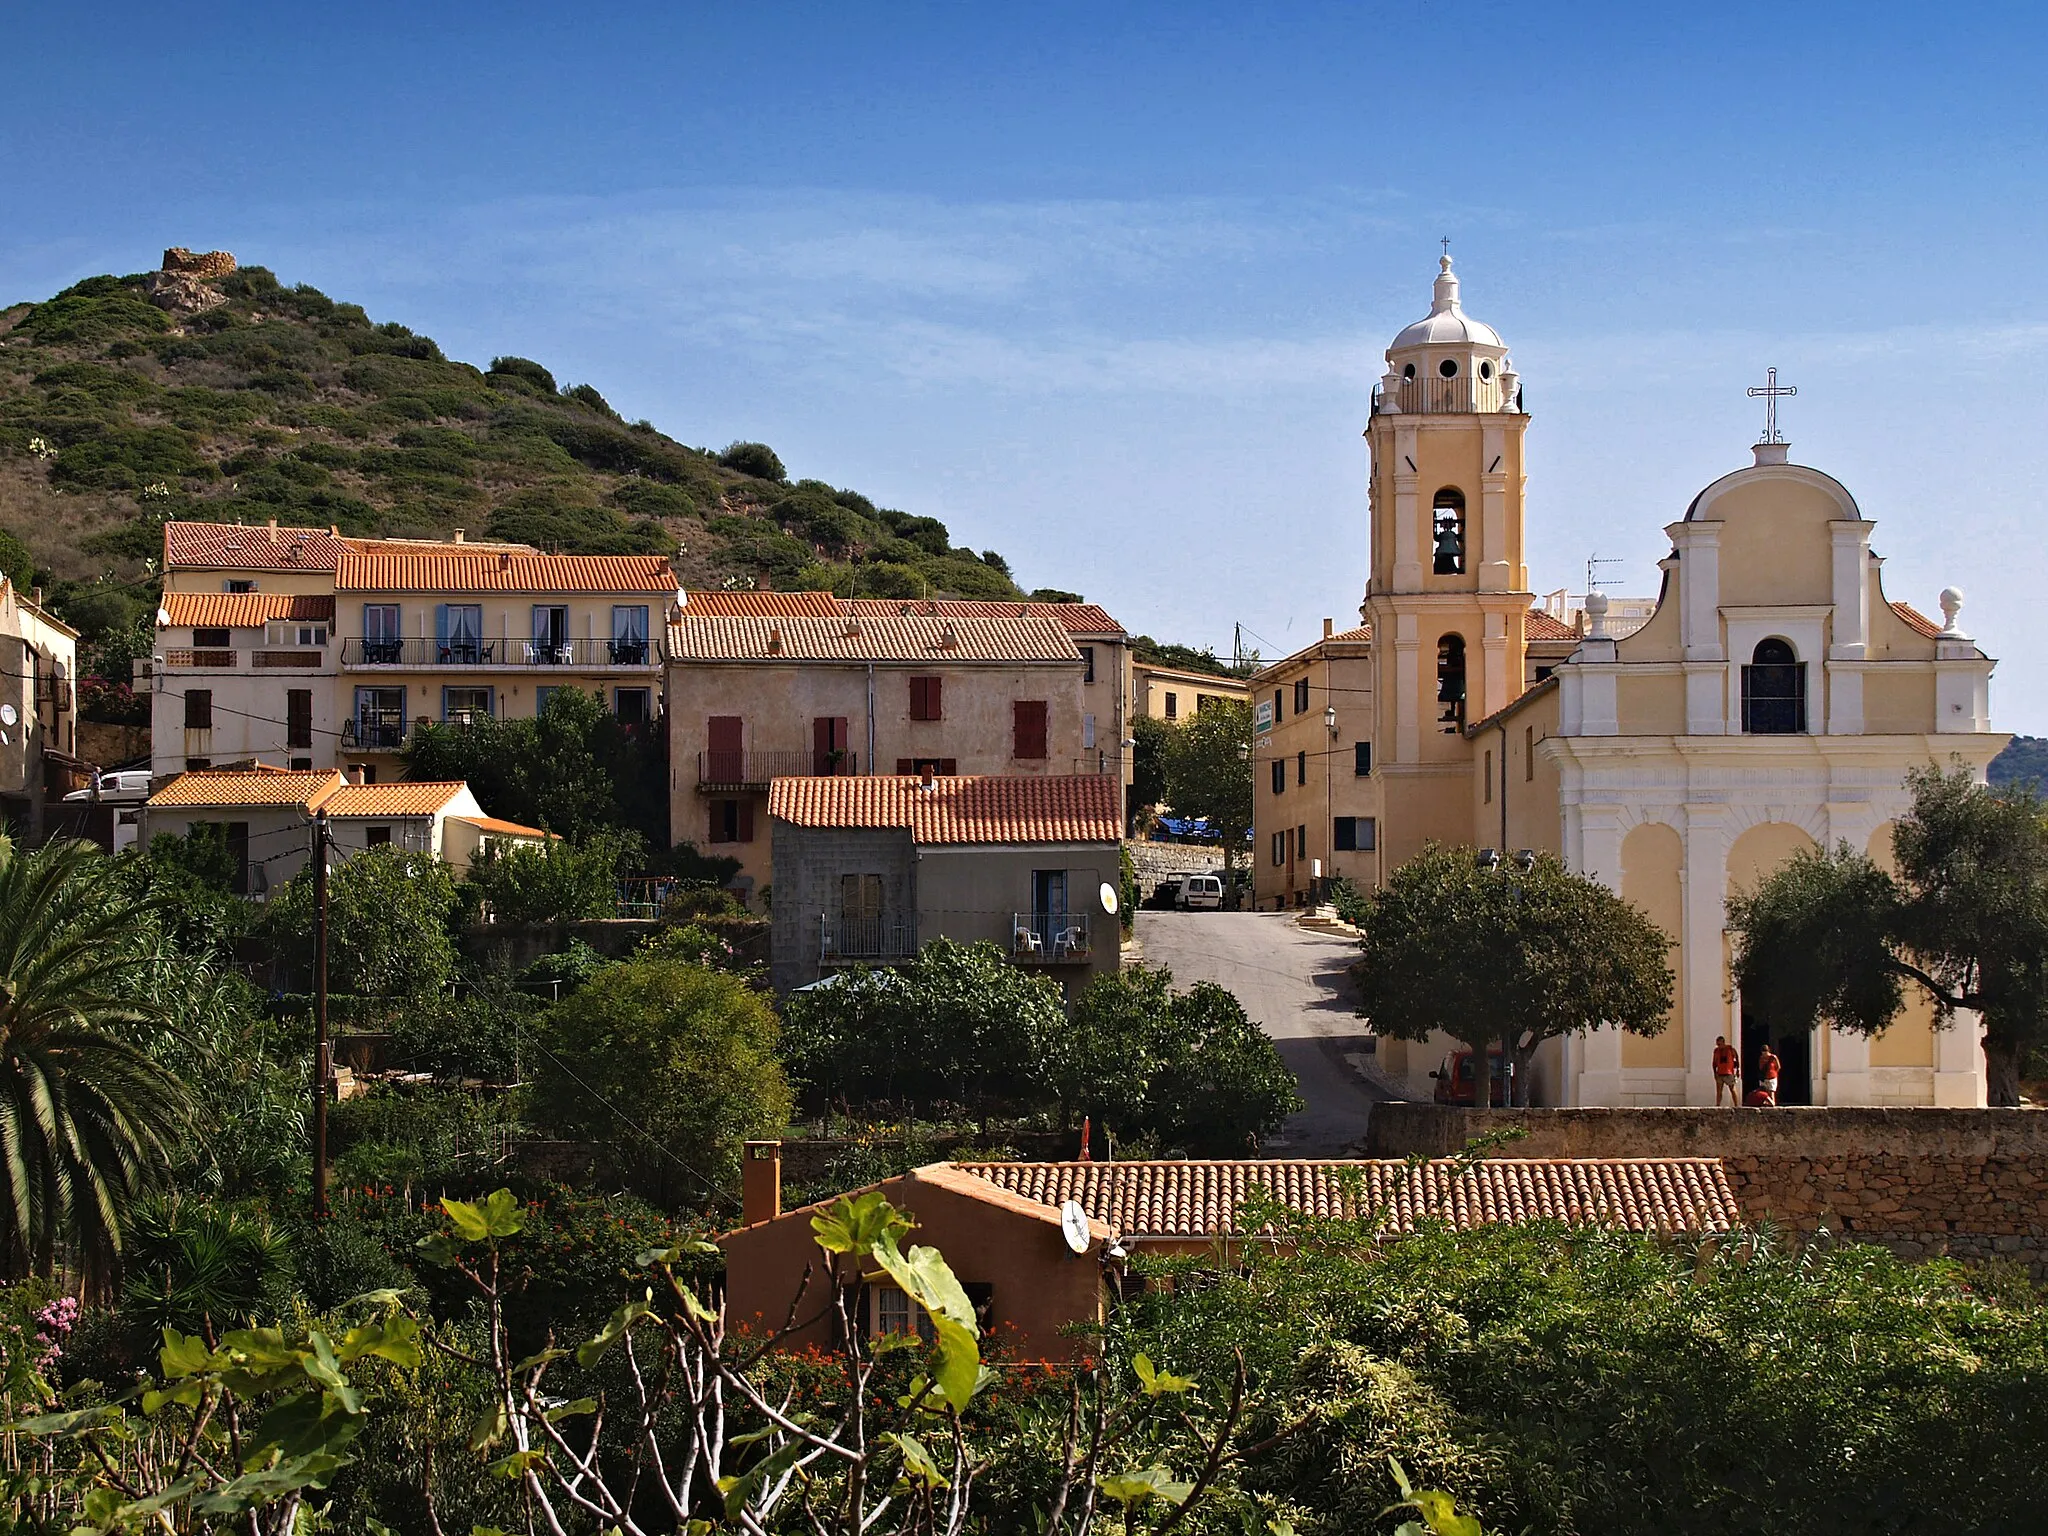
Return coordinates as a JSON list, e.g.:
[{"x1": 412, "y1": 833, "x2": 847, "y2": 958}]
[{"x1": 1362, "y1": 254, "x2": 1534, "y2": 860}]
